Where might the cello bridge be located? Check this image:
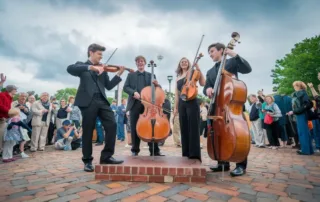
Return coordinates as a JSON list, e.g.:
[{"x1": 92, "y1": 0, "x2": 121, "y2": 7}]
[{"x1": 207, "y1": 116, "x2": 223, "y2": 120}]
